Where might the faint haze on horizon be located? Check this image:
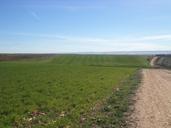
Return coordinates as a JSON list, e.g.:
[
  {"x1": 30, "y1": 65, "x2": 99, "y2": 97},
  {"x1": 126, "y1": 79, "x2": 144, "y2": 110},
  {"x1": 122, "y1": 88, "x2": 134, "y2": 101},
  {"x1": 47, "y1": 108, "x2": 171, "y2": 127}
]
[{"x1": 0, "y1": 0, "x2": 171, "y2": 53}]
